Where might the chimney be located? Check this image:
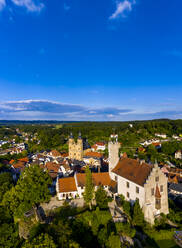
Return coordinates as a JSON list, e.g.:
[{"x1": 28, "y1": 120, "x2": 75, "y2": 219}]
[
  {"x1": 140, "y1": 159, "x2": 145, "y2": 165},
  {"x1": 122, "y1": 152, "x2": 127, "y2": 158}
]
